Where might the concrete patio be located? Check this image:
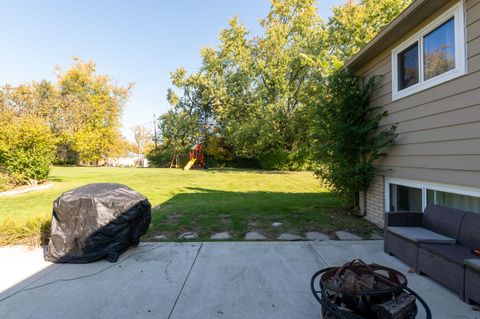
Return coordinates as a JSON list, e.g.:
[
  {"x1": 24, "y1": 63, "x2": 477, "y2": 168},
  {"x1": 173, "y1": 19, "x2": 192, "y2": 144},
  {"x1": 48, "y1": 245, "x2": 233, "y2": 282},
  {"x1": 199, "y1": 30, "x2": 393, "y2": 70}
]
[{"x1": 0, "y1": 241, "x2": 478, "y2": 319}]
